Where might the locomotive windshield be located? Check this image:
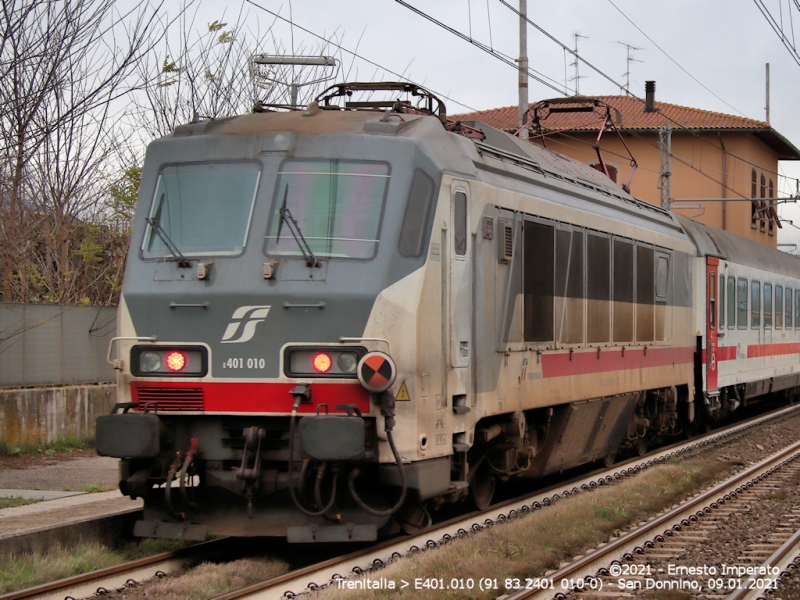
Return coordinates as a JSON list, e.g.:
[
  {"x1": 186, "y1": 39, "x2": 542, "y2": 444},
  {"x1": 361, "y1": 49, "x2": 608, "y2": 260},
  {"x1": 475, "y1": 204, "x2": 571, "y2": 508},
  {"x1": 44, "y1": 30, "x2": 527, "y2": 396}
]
[
  {"x1": 142, "y1": 161, "x2": 260, "y2": 258},
  {"x1": 264, "y1": 159, "x2": 389, "y2": 260}
]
